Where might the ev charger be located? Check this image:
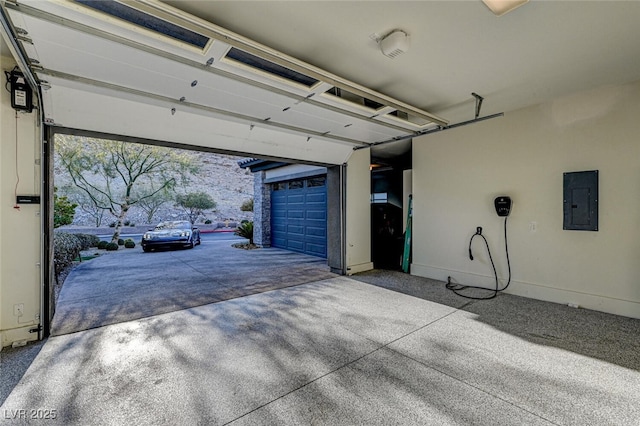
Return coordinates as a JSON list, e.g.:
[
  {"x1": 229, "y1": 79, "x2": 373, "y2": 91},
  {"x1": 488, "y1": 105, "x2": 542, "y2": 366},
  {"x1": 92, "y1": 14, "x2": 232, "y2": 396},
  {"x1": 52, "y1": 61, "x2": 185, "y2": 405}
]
[
  {"x1": 494, "y1": 196, "x2": 512, "y2": 217},
  {"x1": 447, "y1": 195, "x2": 513, "y2": 300}
]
